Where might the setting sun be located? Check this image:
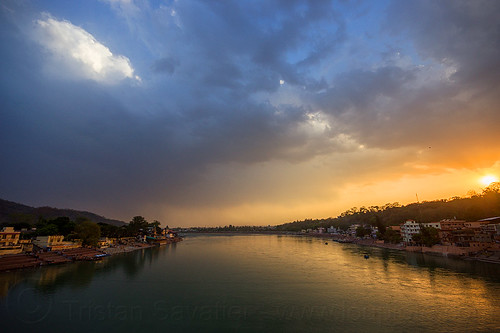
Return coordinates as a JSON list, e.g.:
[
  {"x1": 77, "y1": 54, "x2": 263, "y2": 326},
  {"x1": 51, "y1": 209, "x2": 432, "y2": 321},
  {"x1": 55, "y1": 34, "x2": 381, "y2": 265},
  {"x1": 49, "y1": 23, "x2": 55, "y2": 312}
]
[{"x1": 480, "y1": 175, "x2": 498, "y2": 186}]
